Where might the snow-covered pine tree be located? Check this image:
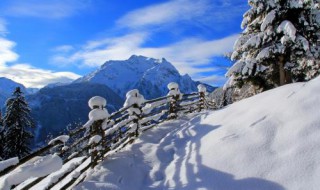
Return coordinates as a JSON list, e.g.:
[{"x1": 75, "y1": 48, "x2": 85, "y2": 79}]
[
  {"x1": 3, "y1": 87, "x2": 35, "y2": 159},
  {"x1": 227, "y1": 0, "x2": 320, "y2": 90}
]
